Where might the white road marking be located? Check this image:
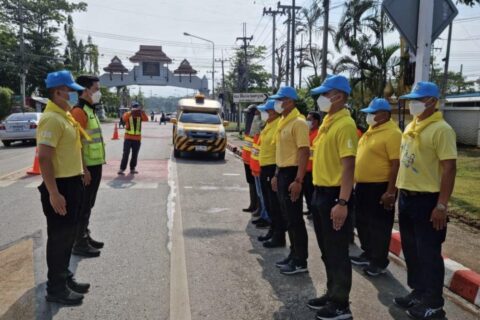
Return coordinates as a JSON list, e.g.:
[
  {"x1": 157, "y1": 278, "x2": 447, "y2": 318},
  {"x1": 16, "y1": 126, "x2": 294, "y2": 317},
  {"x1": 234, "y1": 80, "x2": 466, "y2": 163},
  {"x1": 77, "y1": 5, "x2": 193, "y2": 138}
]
[
  {"x1": 168, "y1": 155, "x2": 192, "y2": 320},
  {"x1": 183, "y1": 186, "x2": 193, "y2": 189},
  {"x1": 99, "y1": 182, "x2": 159, "y2": 189},
  {"x1": 0, "y1": 181, "x2": 16, "y2": 188},
  {"x1": 223, "y1": 173, "x2": 240, "y2": 176},
  {"x1": 25, "y1": 181, "x2": 41, "y2": 188}
]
